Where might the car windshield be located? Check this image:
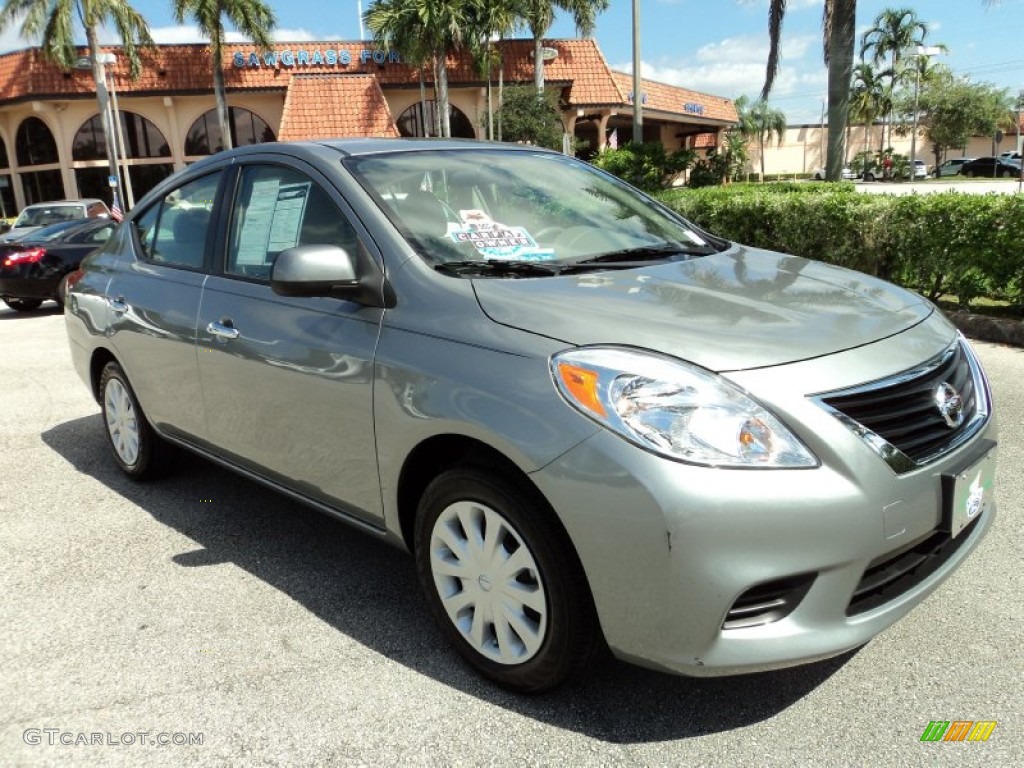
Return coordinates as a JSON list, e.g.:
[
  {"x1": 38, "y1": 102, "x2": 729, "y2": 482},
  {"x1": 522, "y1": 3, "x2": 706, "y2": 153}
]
[
  {"x1": 13, "y1": 205, "x2": 84, "y2": 228},
  {"x1": 345, "y1": 148, "x2": 714, "y2": 271}
]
